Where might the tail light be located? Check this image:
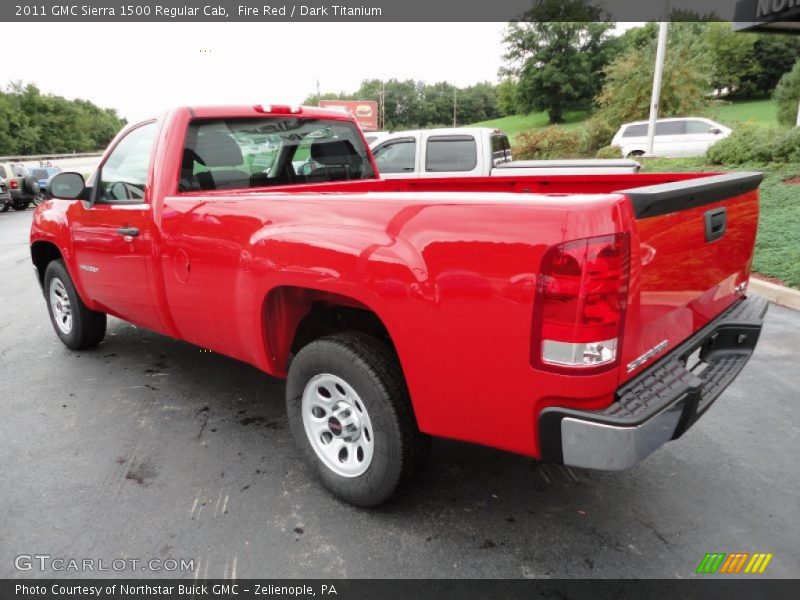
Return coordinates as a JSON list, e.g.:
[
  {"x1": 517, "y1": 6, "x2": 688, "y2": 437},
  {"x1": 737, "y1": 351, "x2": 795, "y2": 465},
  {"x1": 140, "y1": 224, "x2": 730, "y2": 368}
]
[
  {"x1": 532, "y1": 233, "x2": 630, "y2": 373},
  {"x1": 9, "y1": 179, "x2": 18, "y2": 189}
]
